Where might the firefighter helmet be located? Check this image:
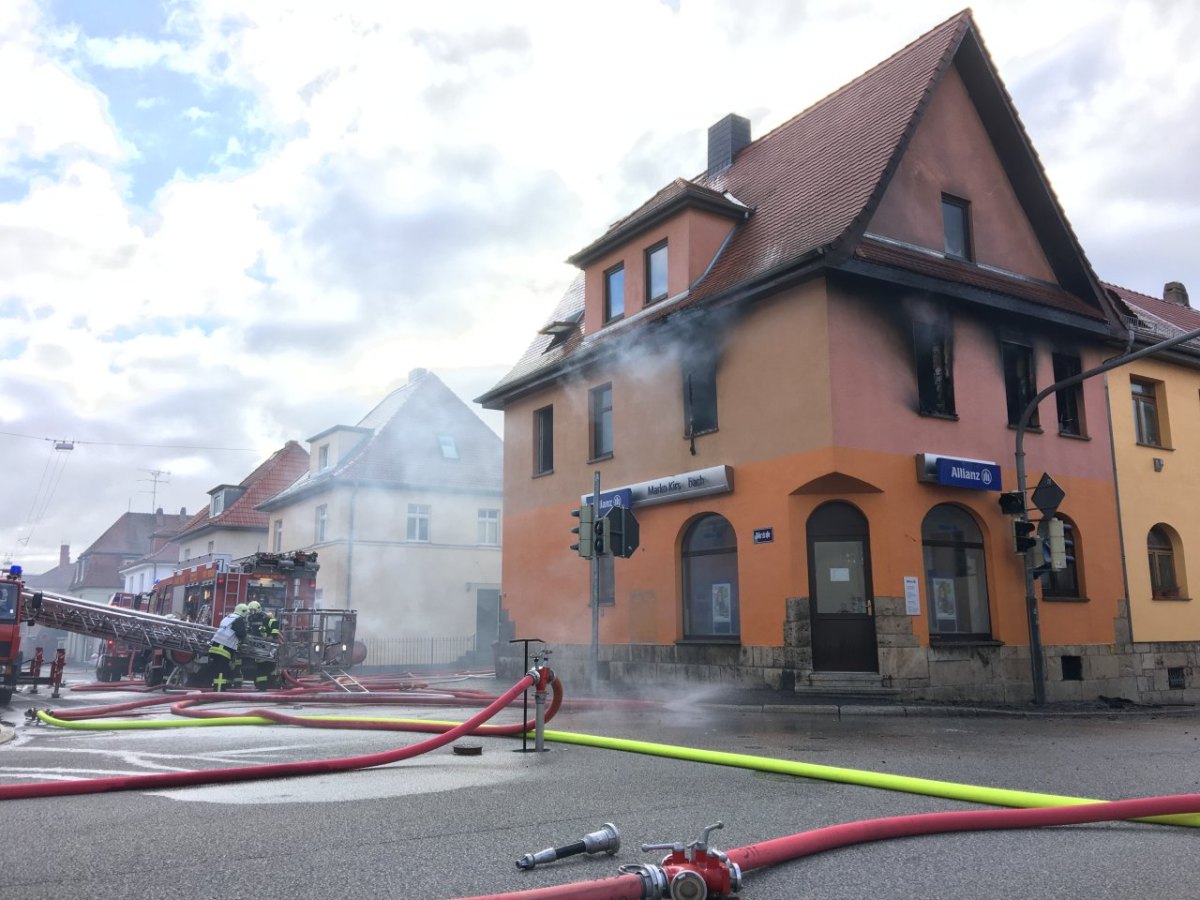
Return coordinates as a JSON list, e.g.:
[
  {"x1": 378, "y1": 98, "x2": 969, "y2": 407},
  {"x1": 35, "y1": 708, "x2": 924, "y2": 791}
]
[
  {"x1": 248, "y1": 600, "x2": 261, "y2": 612},
  {"x1": 234, "y1": 603, "x2": 250, "y2": 617}
]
